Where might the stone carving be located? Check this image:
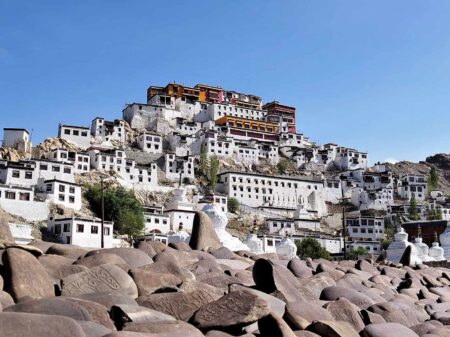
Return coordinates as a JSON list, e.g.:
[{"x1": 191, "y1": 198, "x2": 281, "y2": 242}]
[
  {"x1": 193, "y1": 290, "x2": 270, "y2": 329},
  {"x1": 137, "y1": 289, "x2": 221, "y2": 322},
  {"x1": 61, "y1": 263, "x2": 138, "y2": 298}
]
